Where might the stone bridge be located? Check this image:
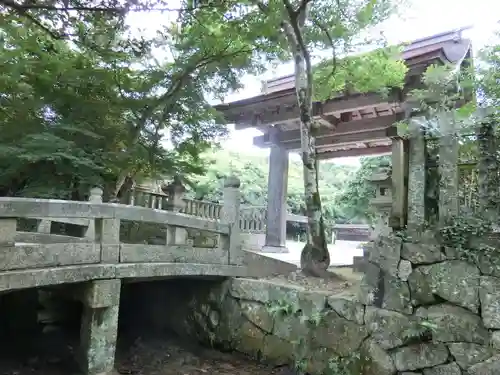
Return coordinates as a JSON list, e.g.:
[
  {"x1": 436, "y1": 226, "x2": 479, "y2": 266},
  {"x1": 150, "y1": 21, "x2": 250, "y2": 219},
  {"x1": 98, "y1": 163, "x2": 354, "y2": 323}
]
[{"x1": 0, "y1": 177, "x2": 295, "y2": 375}]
